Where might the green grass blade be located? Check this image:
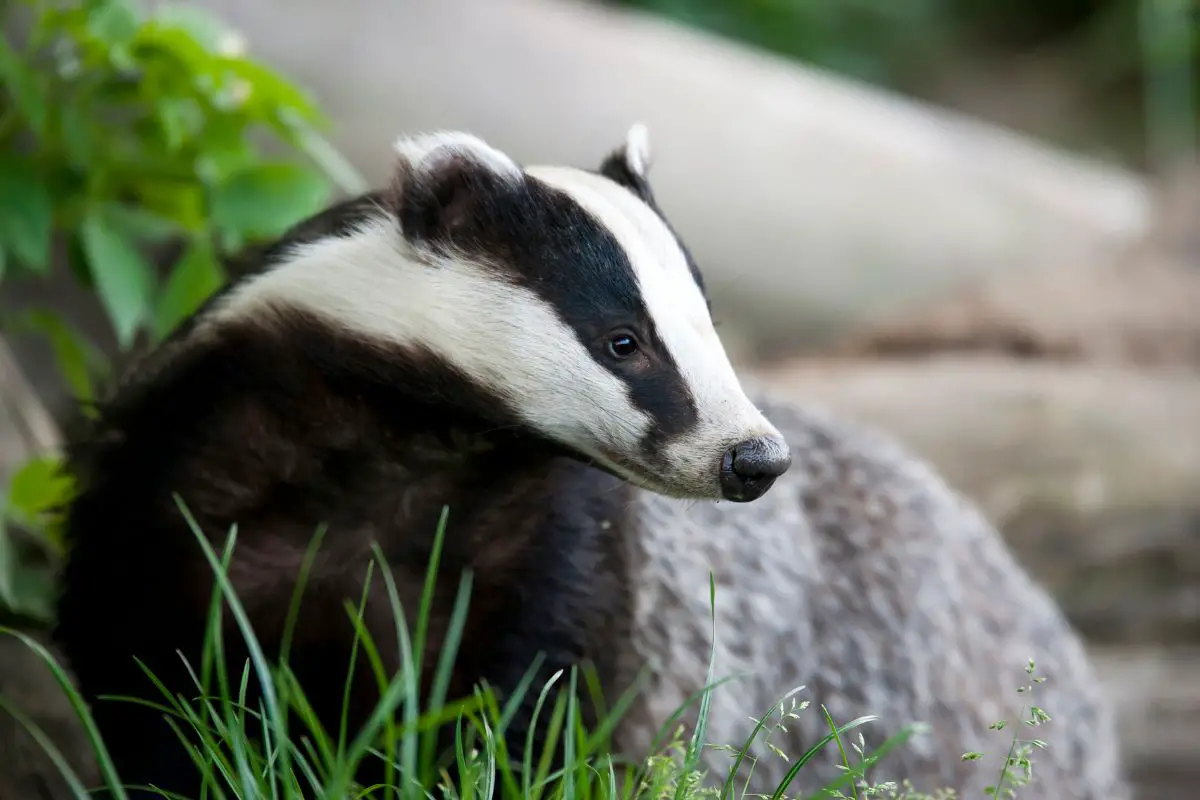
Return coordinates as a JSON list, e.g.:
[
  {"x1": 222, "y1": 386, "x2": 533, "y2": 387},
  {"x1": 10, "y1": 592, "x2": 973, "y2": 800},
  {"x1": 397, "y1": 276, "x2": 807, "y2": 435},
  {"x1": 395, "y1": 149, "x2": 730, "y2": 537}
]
[
  {"x1": 718, "y1": 684, "x2": 809, "y2": 799},
  {"x1": 0, "y1": 694, "x2": 97, "y2": 799},
  {"x1": 673, "y1": 573, "x2": 720, "y2": 800},
  {"x1": 771, "y1": 714, "x2": 878, "y2": 800},
  {"x1": 0, "y1": 627, "x2": 132, "y2": 800}
]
